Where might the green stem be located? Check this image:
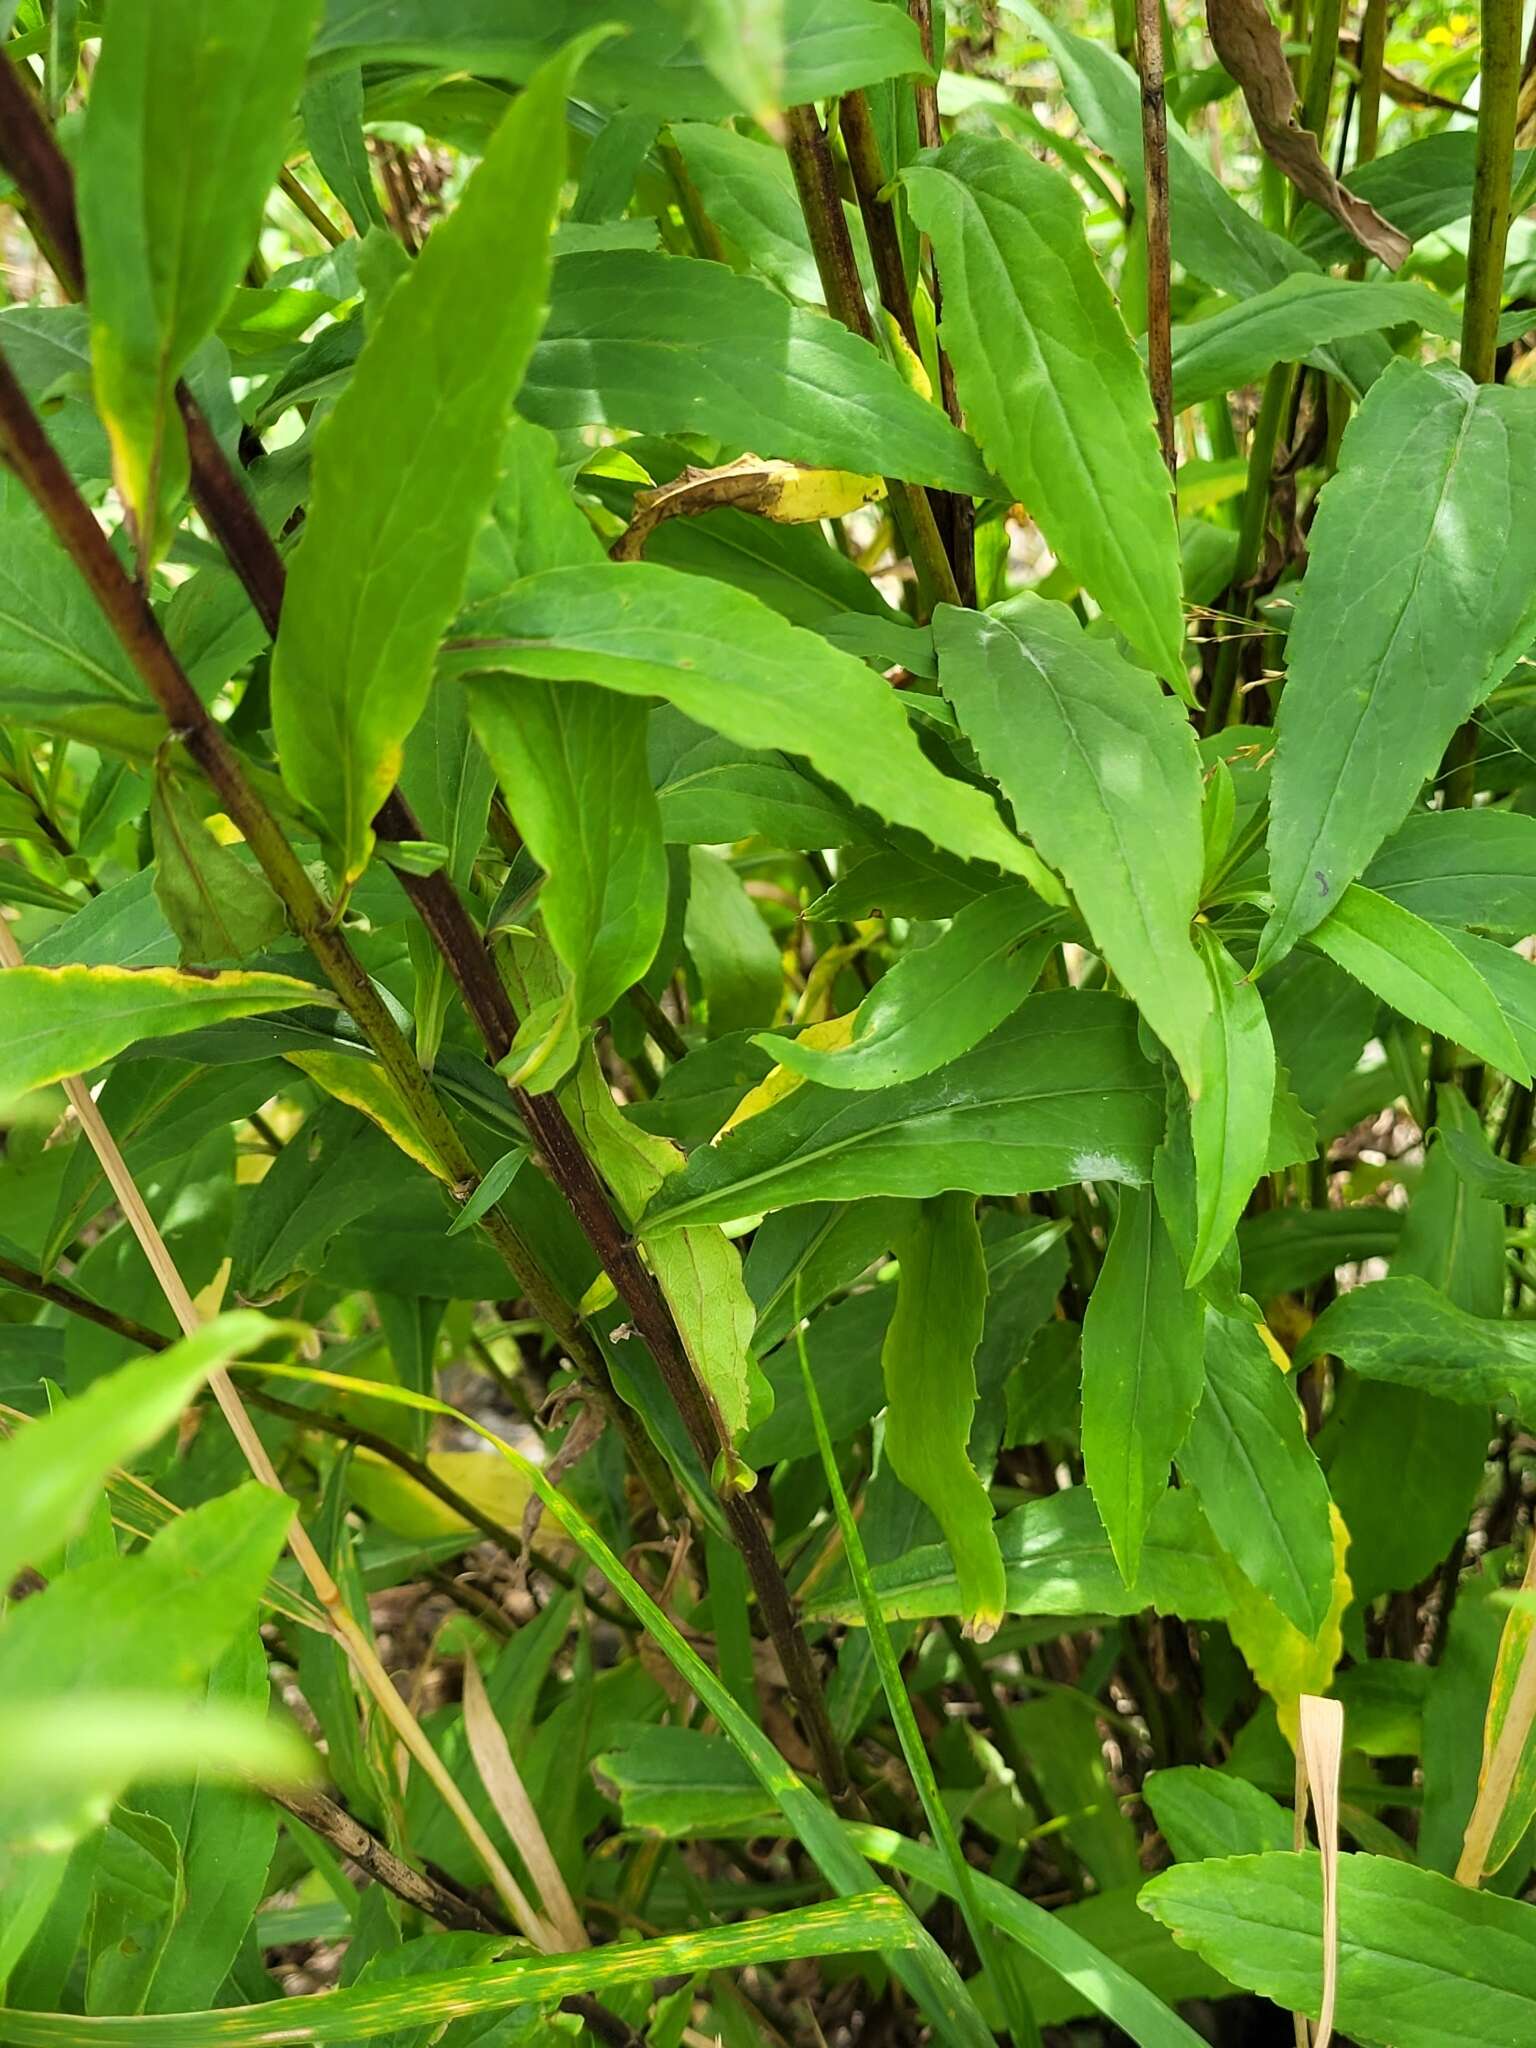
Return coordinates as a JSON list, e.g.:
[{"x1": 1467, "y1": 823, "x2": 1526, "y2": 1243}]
[
  {"x1": 1202, "y1": 361, "x2": 1296, "y2": 735},
  {"x1": 1353, "y1": 0, "x2": 1390, "y2": 167},
  {"x1": 1461, "y1": 0, "x2": 1523, "y2": 384}
]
